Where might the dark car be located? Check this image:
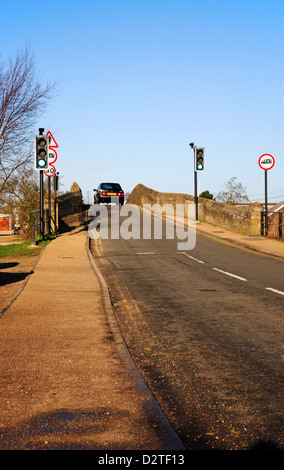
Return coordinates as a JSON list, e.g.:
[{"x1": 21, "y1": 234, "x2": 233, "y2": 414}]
[{"x1": 94, "y1": 182, "x2": 124, "y2": 205}]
